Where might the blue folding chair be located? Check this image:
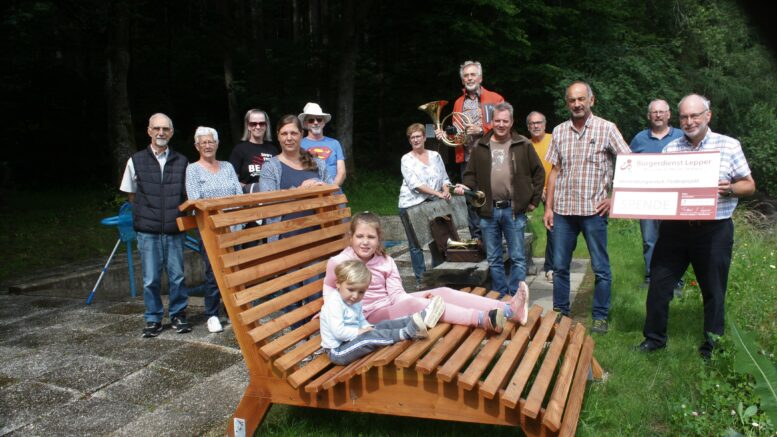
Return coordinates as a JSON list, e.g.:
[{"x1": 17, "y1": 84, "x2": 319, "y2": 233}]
[{"x1": 86, "y1": 202, "x2": 137, "y2": 304}]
